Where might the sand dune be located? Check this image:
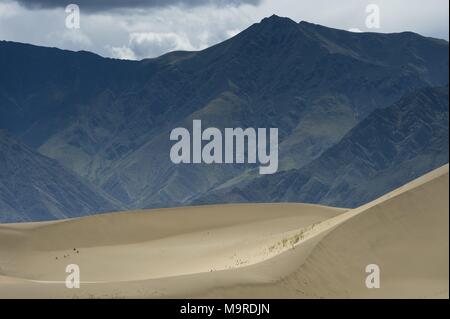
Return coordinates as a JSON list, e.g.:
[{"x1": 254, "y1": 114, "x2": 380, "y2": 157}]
[{"x1": 0, "y1": 165, "x2": 448, "y2": 298}]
